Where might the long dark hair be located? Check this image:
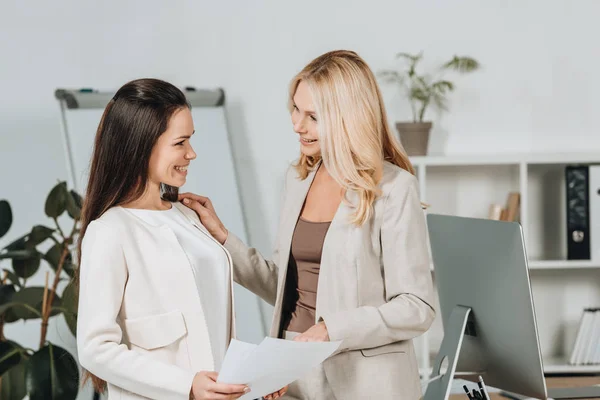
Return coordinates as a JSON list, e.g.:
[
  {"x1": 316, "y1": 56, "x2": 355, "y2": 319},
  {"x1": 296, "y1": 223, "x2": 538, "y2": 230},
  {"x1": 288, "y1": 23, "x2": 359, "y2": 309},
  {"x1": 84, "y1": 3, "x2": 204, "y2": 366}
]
[{"x1": 76, "y1": 78, "x2": 190, "y2": 393}]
